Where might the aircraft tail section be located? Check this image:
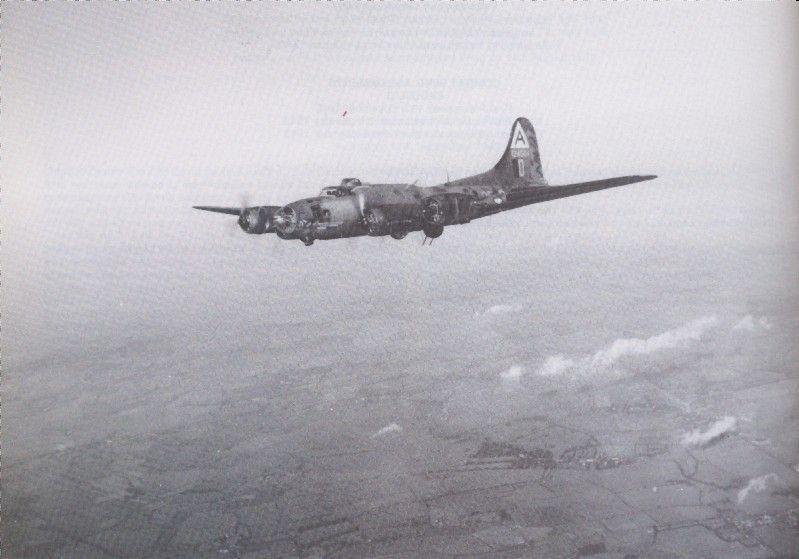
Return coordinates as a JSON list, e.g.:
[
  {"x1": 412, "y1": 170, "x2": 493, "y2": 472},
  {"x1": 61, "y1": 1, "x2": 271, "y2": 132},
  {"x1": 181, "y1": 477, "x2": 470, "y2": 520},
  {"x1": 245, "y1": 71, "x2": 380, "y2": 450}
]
[
  {"x1": 448, "y1": 117, "x2": 547, "y2": 188},
  {"x1": 495, "y1": 117, "x2": 546, "y2": 186}
]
